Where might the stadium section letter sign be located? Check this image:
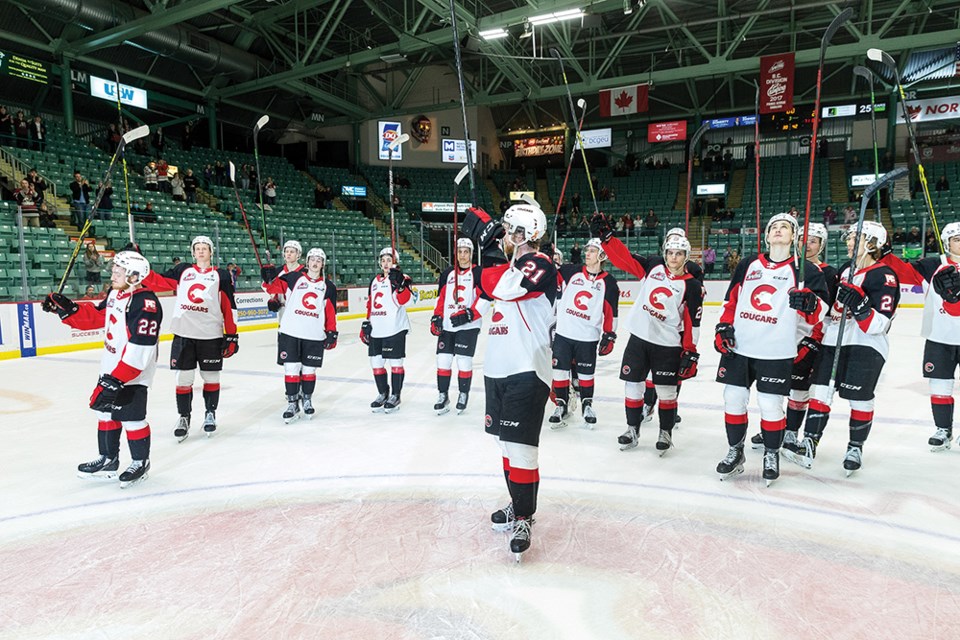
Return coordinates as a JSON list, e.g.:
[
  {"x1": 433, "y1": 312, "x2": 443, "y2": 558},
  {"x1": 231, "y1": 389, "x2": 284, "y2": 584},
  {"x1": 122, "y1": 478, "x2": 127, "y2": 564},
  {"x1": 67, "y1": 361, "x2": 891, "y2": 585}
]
[
  {"x1": 759, "y1": 53, "x2": 794, "y2": 114},
  {"x1": 378, "y1": 122, "x2": 403, "y2": 160}
]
